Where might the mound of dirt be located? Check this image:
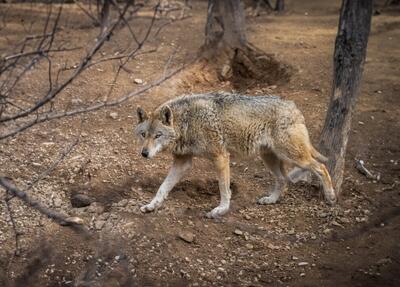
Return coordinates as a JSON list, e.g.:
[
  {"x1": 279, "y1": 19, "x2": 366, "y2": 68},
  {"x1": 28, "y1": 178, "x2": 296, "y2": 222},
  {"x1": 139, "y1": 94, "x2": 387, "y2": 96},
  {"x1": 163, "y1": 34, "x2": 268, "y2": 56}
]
[
  {"x1": 201, "y1": 43, "x2": 292, "y2": 91},
  {"x1": 231, "y1": 45, "x2": 292, "y2": 89}
]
